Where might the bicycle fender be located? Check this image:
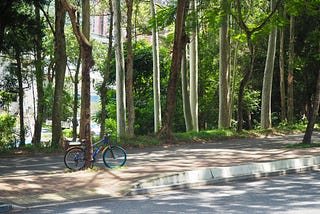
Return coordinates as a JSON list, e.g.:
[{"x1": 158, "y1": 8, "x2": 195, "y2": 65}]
[{"x1": 65, "y1": 146, "x2": 84, "y2": 152}]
